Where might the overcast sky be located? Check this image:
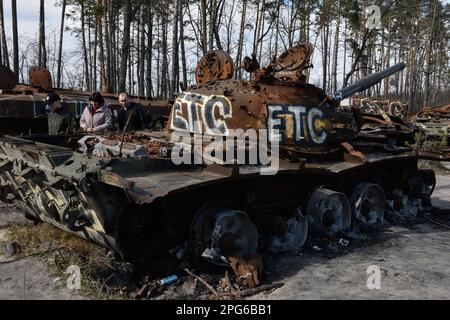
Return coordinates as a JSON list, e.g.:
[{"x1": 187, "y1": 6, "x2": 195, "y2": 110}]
[{"x1": 3, "y1": 0, "x2": 75, "y2": 45}]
